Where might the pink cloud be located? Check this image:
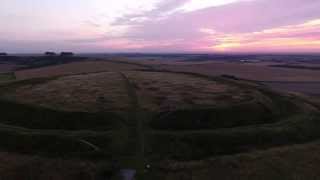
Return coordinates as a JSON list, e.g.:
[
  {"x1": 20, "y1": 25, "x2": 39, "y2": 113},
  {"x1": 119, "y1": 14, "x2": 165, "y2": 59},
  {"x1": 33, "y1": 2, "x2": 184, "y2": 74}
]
[
  {"x1": 96, "y1": 0, "x2": 320, "y2": 52},
  {"x1": 2, "y1": 0, "x2": 320, "y2": 53},
  {"x1": 205, "y1": 19, "x2": 320, "y2": 52}
]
